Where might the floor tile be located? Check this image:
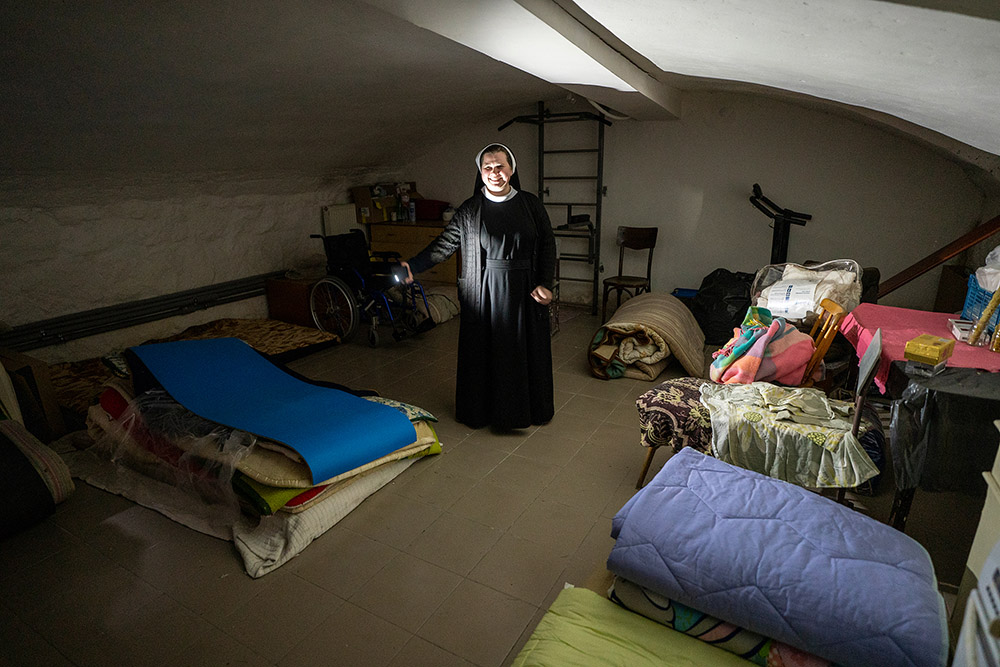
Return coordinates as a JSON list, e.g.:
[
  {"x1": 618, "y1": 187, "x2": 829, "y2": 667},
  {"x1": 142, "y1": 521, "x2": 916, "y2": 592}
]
[
  {"x1": 388, "y1": 636, "x2": 476, "y2": 667},
  {"x1": 468, "y1": 533, "x2": 570, "y2": 606},
  {"x1": 335, "y1": 489, "x2": 443, "y2": 551},
  {"x1": 282, "y1": 601, "x2": 410, "y2": 667},
  {"x1": 449, "y1": 480, "x2": 536, "y2": 531},
  {"x1": 350, "y1": 551, "x2": 463, "y2": 632},
  {"x1": 217, "y1": 569, "x2": 342, "y2": 662},
  {"x1": 558, "y1": 393, "x2": 618, "y2": 421},
  {"x1": 508, "y1": 496, "x2": 598, "y2": 555},
  {"x1": 502, "y1": 603, "x2": 549, "y2": 667},
  {"x1": 128, "y1": 535, "x2": 271, "y2": 625},
  {"x1": 0, "y1": 541, "x2": 158, "y2": 627},
  {"x1": 537, "y1": 410, "x2": 602, "y2": 443},
  {"x1": 511, "y1": 429, "x2": 586, "y2": 466},
  {"x1": 431, "y1": 441, "x2": 509, "y2": 479},
  {"x1": 539, "y1": 466, "x2": 623, "y2": 516},
  {"x1": 483, "y1": 454, "x2": 562, "y2": 497},
  {"x1": 288, "y1": 525, "x2": 400, "y2": 598},
  {"x1": 406, "y1": 511, "x2": 502, "y2": 576},
  {"x1": 31, "y1": 589, "x2": 205, "y2": 667},
  {"x1": 173, "y1": 625, "x2": 274, "y2": 667},
  {"x1": 392, "y1": 464, "x2": 480, "y2": 509},
  {"x1": 418, "y1": 579, "x2": 536, "y2": 667},
  {"x1": 0, "y1": 519, "x2": 78, "y2": 581},
  {"x1": 0, "y1": 605, "x2": 75, "y2": 667}
]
